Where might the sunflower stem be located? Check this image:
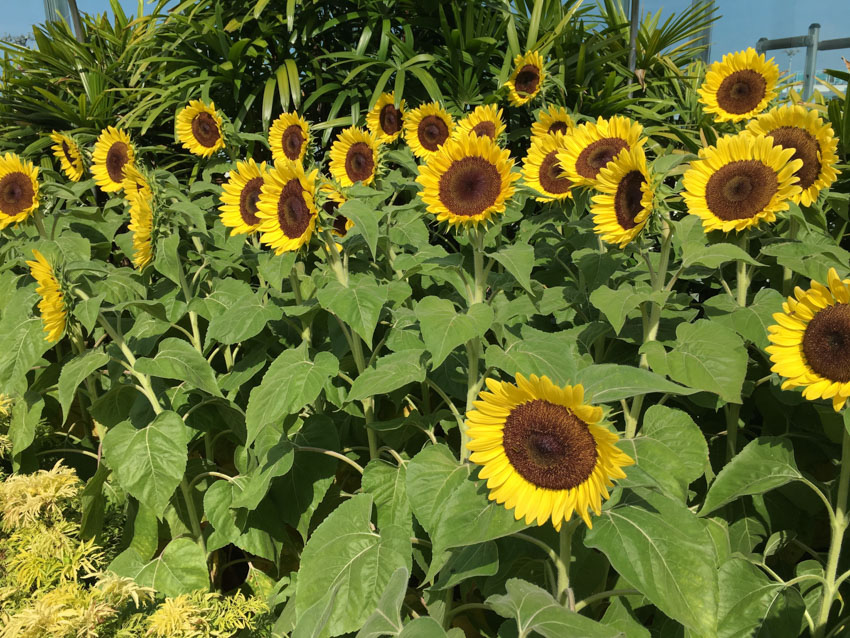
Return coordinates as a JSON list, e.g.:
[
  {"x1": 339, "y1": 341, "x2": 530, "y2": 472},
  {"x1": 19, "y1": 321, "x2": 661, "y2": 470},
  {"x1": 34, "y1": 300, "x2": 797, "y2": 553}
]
[
  {"x1": 32, "y1": 209, "x2": 48, "y2": 239},
  {"x1": 556, "y1": 519, "x2": 579, "y2": 609},
  {"x1": 179, "y1": 477, "x2": 206, "y2": 552},
  {"x1": 725, "y1": 402, "x2": 741, "y2": 461},
  {"x1": 782, "y1": 217, "x2": 798, "y2": 297},
  {"x1": 289, "y1": 265, "x2": 311, "y2": 347},
  {"x1": 736, "y1": 235, "x2": 750, "y2": 308},
  {"x1": 461, "y1": 228, "x2": 487, "y2": 461}
]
